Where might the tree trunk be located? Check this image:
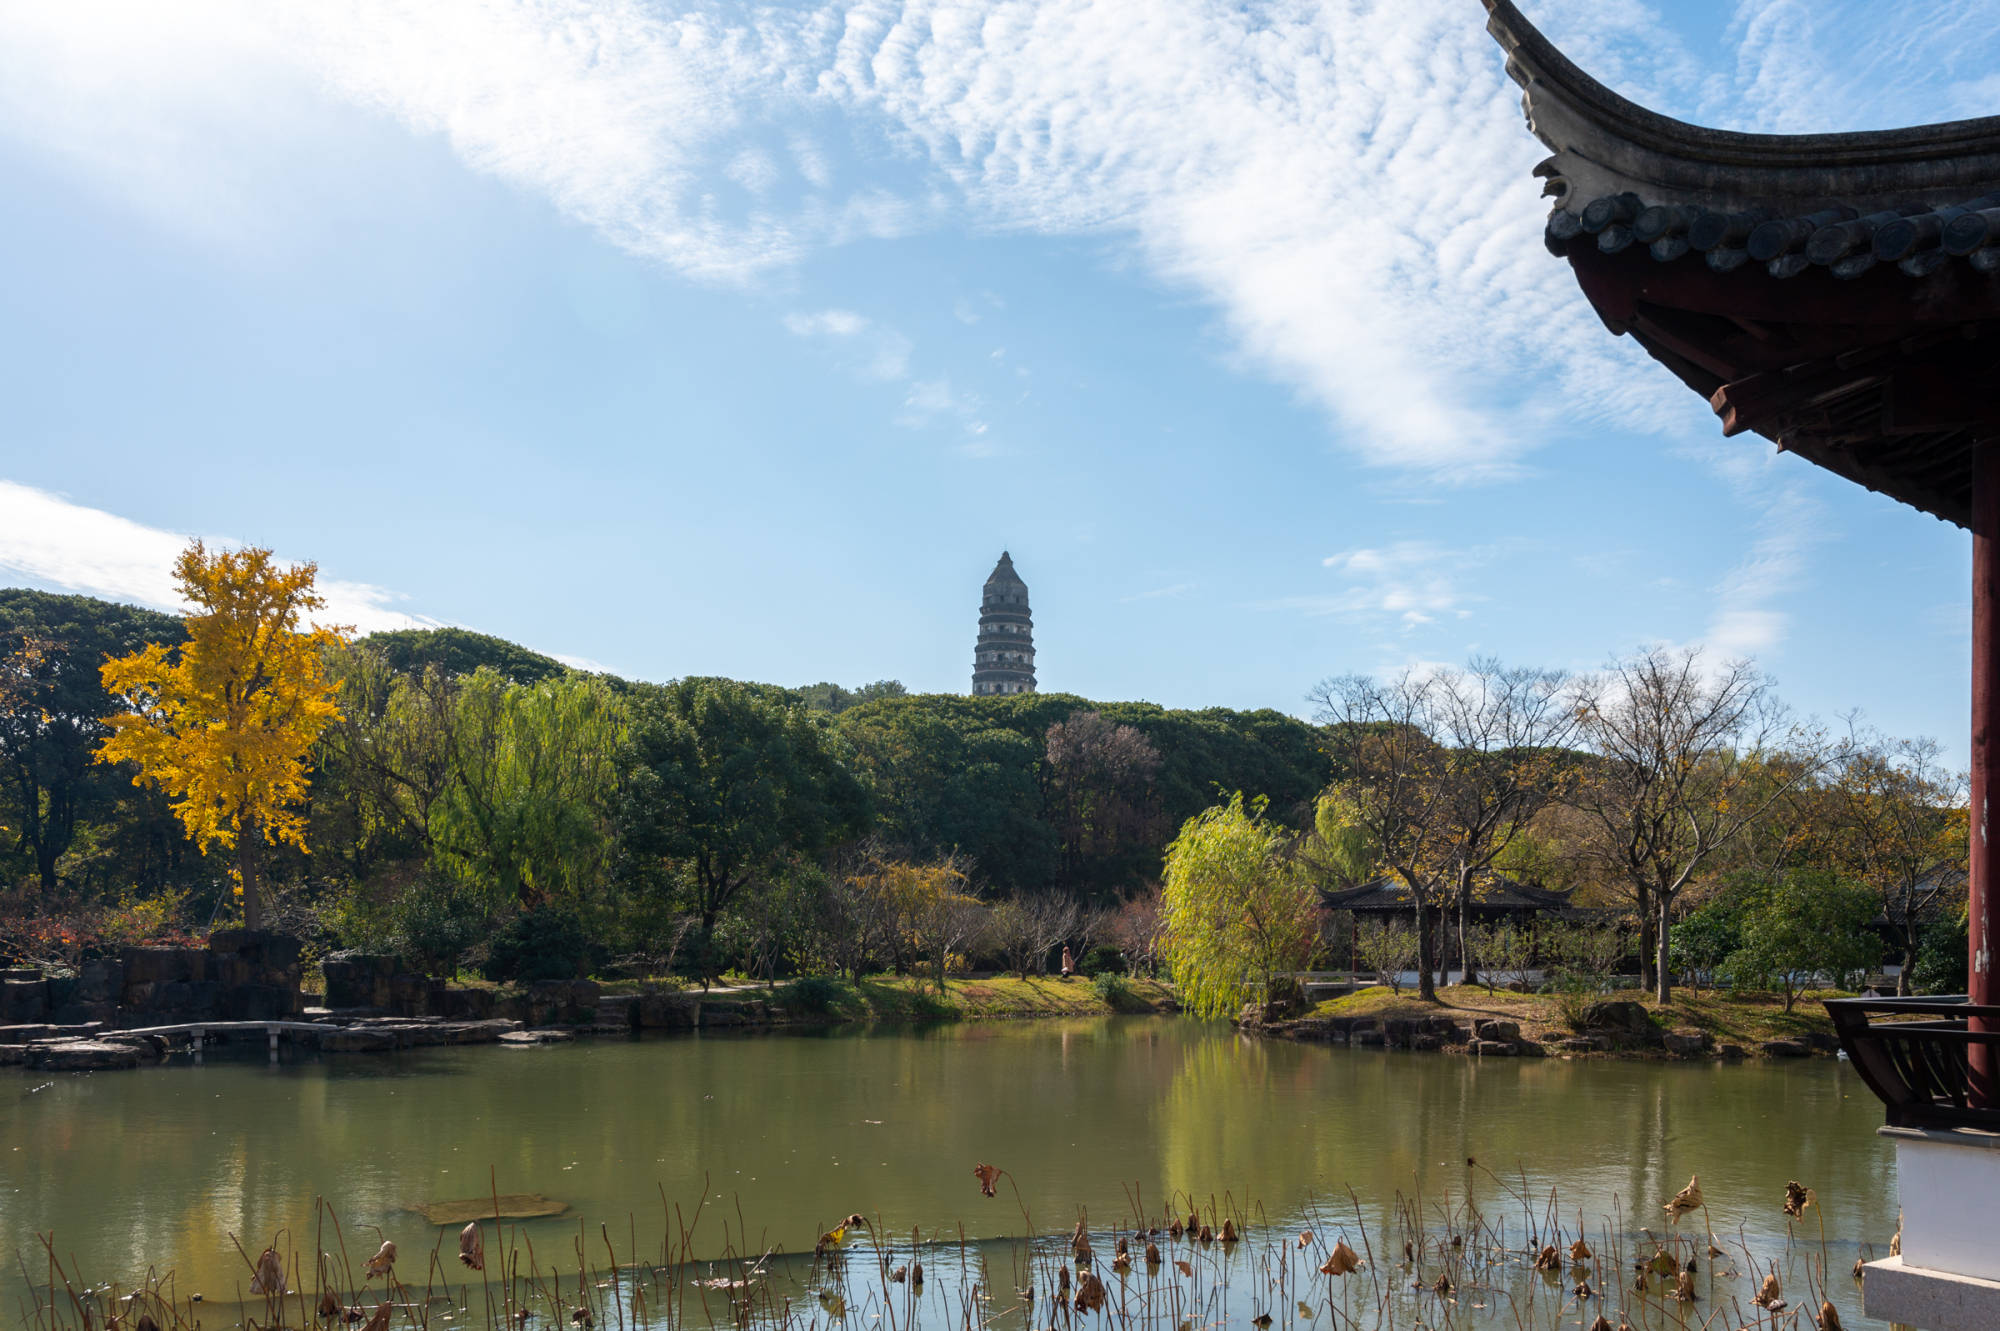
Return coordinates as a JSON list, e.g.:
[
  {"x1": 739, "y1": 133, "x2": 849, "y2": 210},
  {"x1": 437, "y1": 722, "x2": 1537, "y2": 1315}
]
[
  {"x1": 1655, "y1": 896, "x2": 1673, "y2": 1003},
  {"x1": 1415, "y1": 896, "x2": 1437, "y2": 1002},
  {"x1": 1457, "y1": 887, "x2": 1472, "y2": 991},
  {"x1": 1896, "y1": 943, "x2": 1917, "y2": 996},
  {"x1": 1636, "y1": 881, "x2": 1656, "y2": 992},
  {"x1": 237, "y1": 813, "x2": 264, "y2": 932}
]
